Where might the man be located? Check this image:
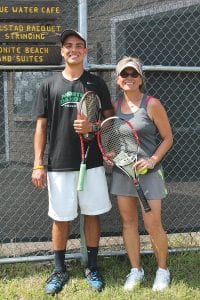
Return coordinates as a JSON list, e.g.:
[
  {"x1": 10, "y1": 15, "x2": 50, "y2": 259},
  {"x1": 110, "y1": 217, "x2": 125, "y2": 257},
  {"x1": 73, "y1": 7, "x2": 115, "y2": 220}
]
[{"x1": 32, "y1": 29, "x2": 114, "y2": 295}]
